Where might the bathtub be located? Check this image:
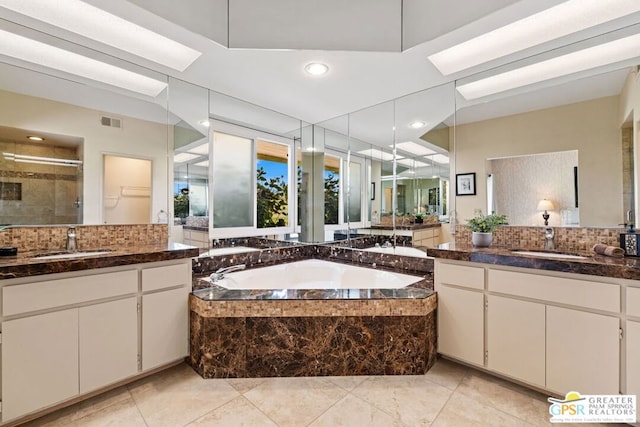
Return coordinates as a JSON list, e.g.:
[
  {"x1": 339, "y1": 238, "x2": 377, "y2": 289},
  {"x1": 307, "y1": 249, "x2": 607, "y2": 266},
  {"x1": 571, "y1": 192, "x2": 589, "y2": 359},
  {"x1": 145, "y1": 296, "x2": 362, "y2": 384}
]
[
  {"x1": 362, "y1": 246, "x2": 428, "y2": 258},
  {"x1": 212, "y1": 259, "x2": 423, "y2": 289},
  {"x1": 199, "y1": 246, "x2": 260, "y2": 257}
]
